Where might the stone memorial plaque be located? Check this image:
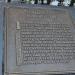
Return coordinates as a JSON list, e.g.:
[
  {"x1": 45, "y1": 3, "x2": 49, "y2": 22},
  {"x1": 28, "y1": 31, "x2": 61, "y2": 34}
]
[{"x1": 4, "y1": 6, "x2": 75, "y2": 75}]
